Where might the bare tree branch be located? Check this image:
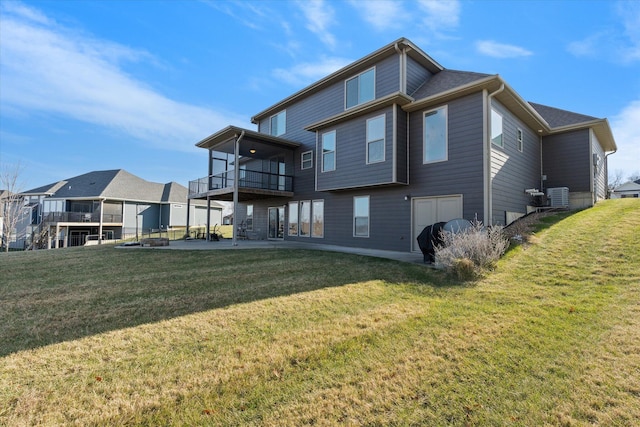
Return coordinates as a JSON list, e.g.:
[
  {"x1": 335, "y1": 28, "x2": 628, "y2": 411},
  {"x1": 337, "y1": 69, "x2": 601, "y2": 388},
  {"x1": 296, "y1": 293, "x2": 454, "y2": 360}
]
[{"x1": 1, "y1": 163, "x2": 27, "y2": 252}]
